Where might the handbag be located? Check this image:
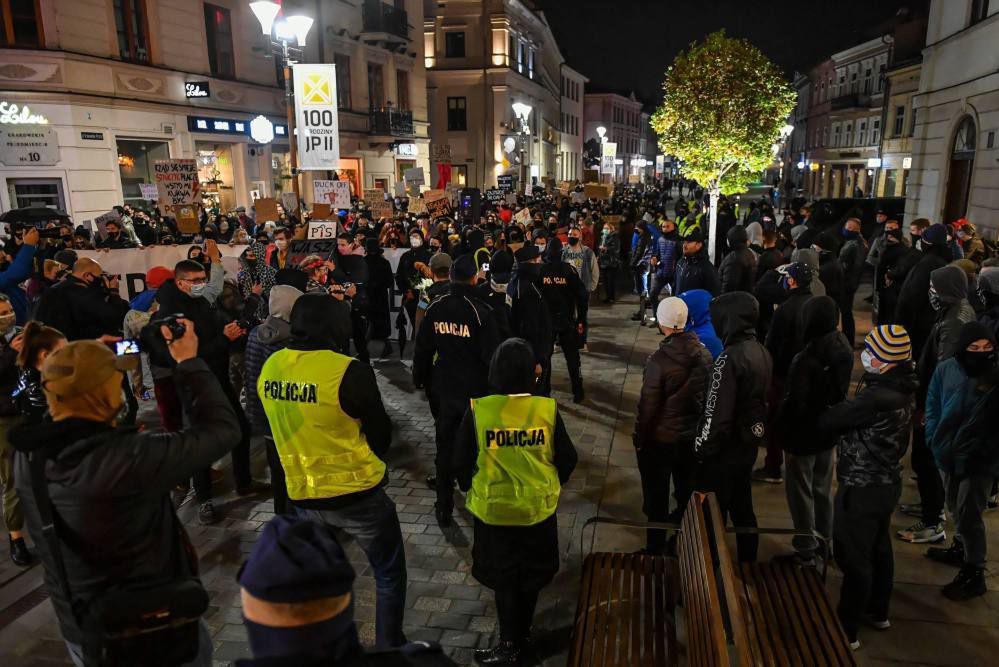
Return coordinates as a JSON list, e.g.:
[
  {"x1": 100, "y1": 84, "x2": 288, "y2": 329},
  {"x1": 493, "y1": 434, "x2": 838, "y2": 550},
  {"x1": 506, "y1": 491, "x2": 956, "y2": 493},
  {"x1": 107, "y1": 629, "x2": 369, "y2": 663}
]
[{"x1": 28, "y1": 444, "x2": 209, "y2": 667}]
